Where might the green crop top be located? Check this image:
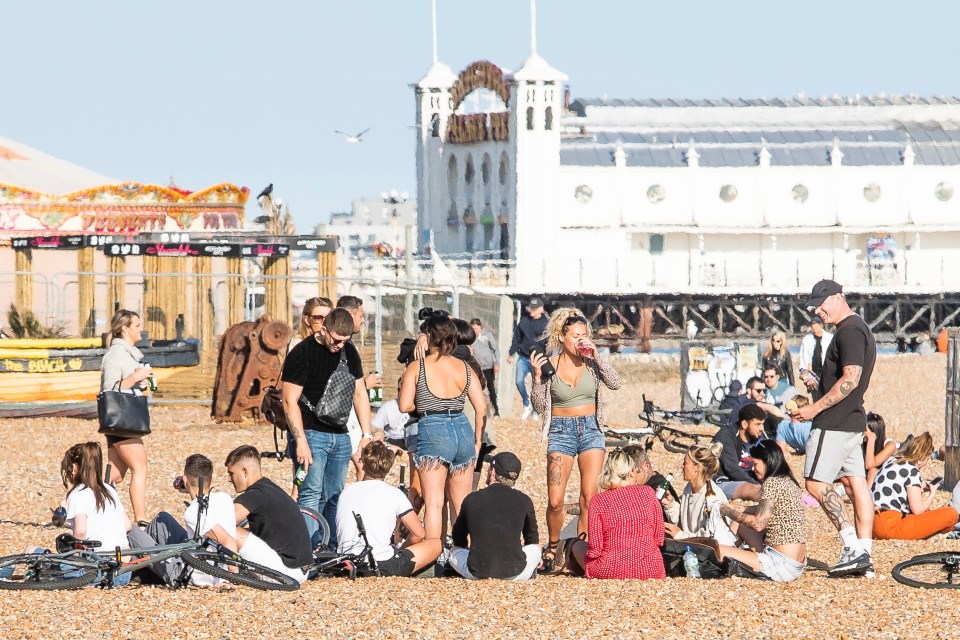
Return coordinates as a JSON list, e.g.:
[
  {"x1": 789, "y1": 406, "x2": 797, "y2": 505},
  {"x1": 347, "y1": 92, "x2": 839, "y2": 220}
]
[{"x1": 551, "y1": 366, "x2": 597, "y2": 408}]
